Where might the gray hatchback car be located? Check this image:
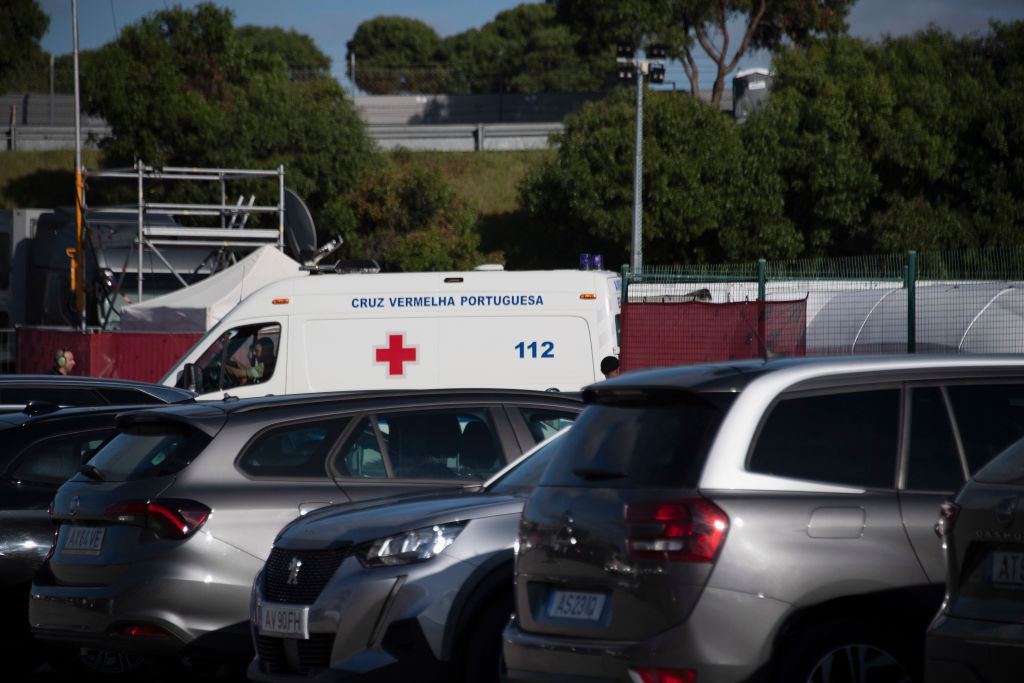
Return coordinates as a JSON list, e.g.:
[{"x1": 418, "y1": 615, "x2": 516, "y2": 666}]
[
  {"x1": 504, "y1": 356, "x2": 1024, "y2": 683},
  {"x1": 28, "y1": 389, "x2": 581, "y2": 677},
  {"x1": 249, "y1": 429, "x2": 567, "y2": 683}
]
